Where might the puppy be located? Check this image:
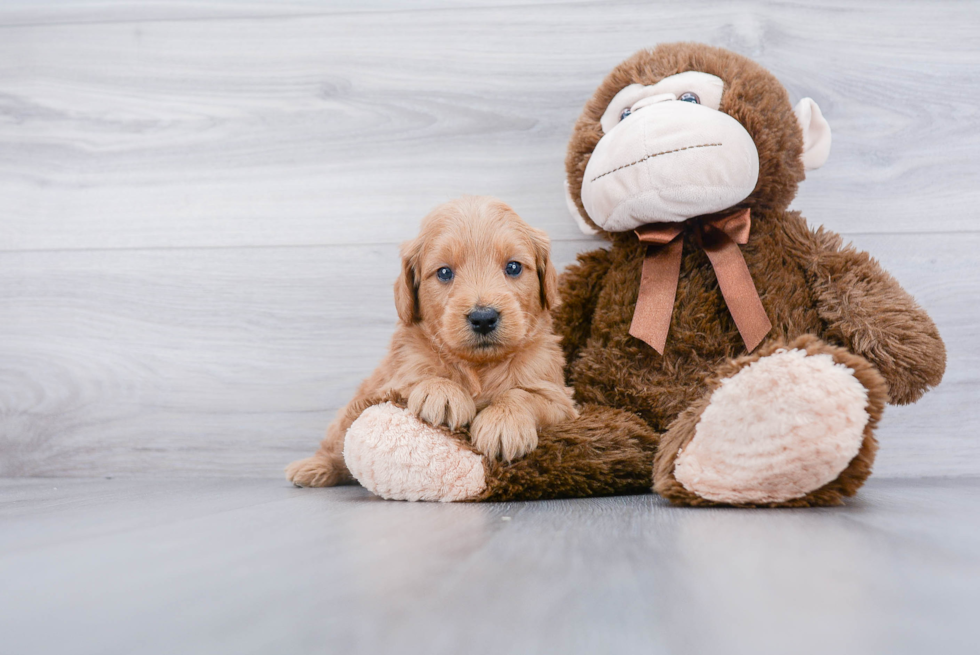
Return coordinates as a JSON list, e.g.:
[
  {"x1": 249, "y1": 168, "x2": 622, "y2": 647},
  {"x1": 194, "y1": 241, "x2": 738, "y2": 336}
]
[{"x1": 286, "y1": 196, "x2": 578, "y2": 488}]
